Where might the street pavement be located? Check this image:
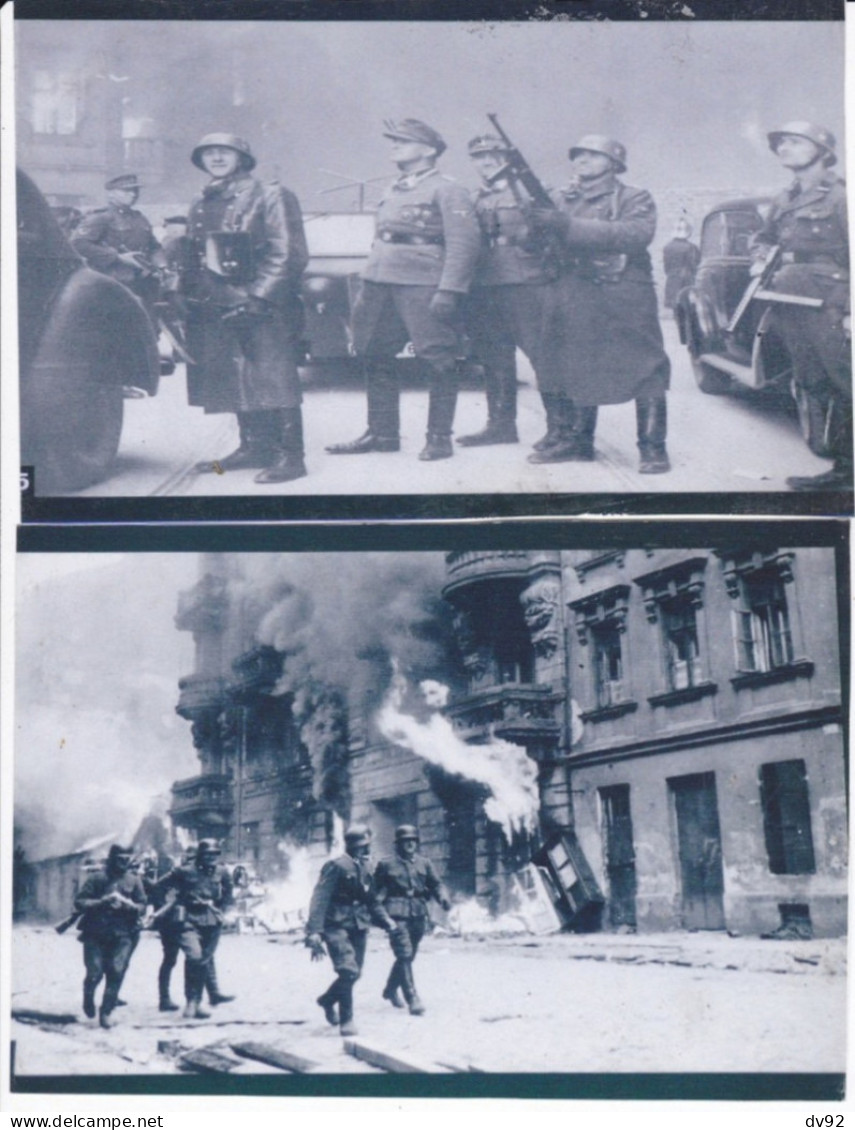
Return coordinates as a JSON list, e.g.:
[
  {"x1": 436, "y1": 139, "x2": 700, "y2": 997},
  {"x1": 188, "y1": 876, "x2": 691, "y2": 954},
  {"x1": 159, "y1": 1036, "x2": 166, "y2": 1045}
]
[
  {"x1": 68, "y1": 320, "x2": 832, "y2": 500},
  {"x1": 10, "y1": 924, "x2": 846, "y2": 1078}
]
